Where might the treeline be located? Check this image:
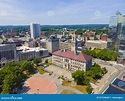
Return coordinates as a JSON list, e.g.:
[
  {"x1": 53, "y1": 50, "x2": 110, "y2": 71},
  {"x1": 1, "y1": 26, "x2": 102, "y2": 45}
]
[
  {"x1": 72, "y1": 63, "x2": 107, "y2": 94},
  {"x1": 76, "y1": 29, "x2": 108, "y2": 35},
  {"x1": 83, "y1": 48, "x2": 119, "y2": 61},
  {"x1": 0, "y1": 60, "x2": 36, "y2": 94}
]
